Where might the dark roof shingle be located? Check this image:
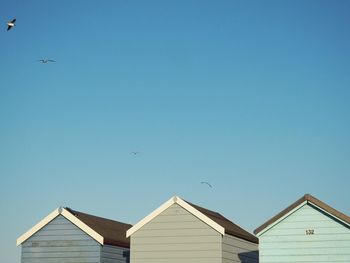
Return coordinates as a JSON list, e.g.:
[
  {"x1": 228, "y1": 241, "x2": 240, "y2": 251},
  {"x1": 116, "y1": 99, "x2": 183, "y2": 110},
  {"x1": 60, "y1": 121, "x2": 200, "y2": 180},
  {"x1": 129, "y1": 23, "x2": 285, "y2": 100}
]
[
  {"x1": 66, "y1": 208, "x2": 132, "y2": 248},
  {"x1": 185, "y1": 201, "x2": 258, "y2": 244}
]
